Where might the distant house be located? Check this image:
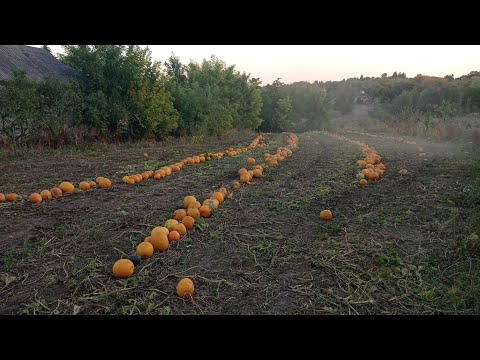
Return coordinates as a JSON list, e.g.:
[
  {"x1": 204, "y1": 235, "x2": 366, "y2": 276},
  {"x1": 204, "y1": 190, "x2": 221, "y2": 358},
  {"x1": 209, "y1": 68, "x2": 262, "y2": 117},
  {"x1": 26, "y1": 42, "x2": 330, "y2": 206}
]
[{"x1": 0, "y1": 45, "x2": 80, "y2": 83}]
